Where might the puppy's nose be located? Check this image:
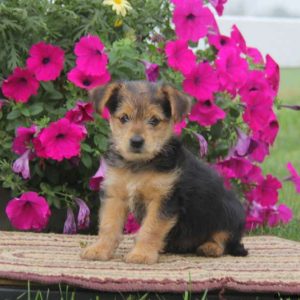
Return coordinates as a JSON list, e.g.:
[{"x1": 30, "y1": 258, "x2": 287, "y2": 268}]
[{"x1": 130, "y1": 135, "x2": 144, "y2": 149}]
